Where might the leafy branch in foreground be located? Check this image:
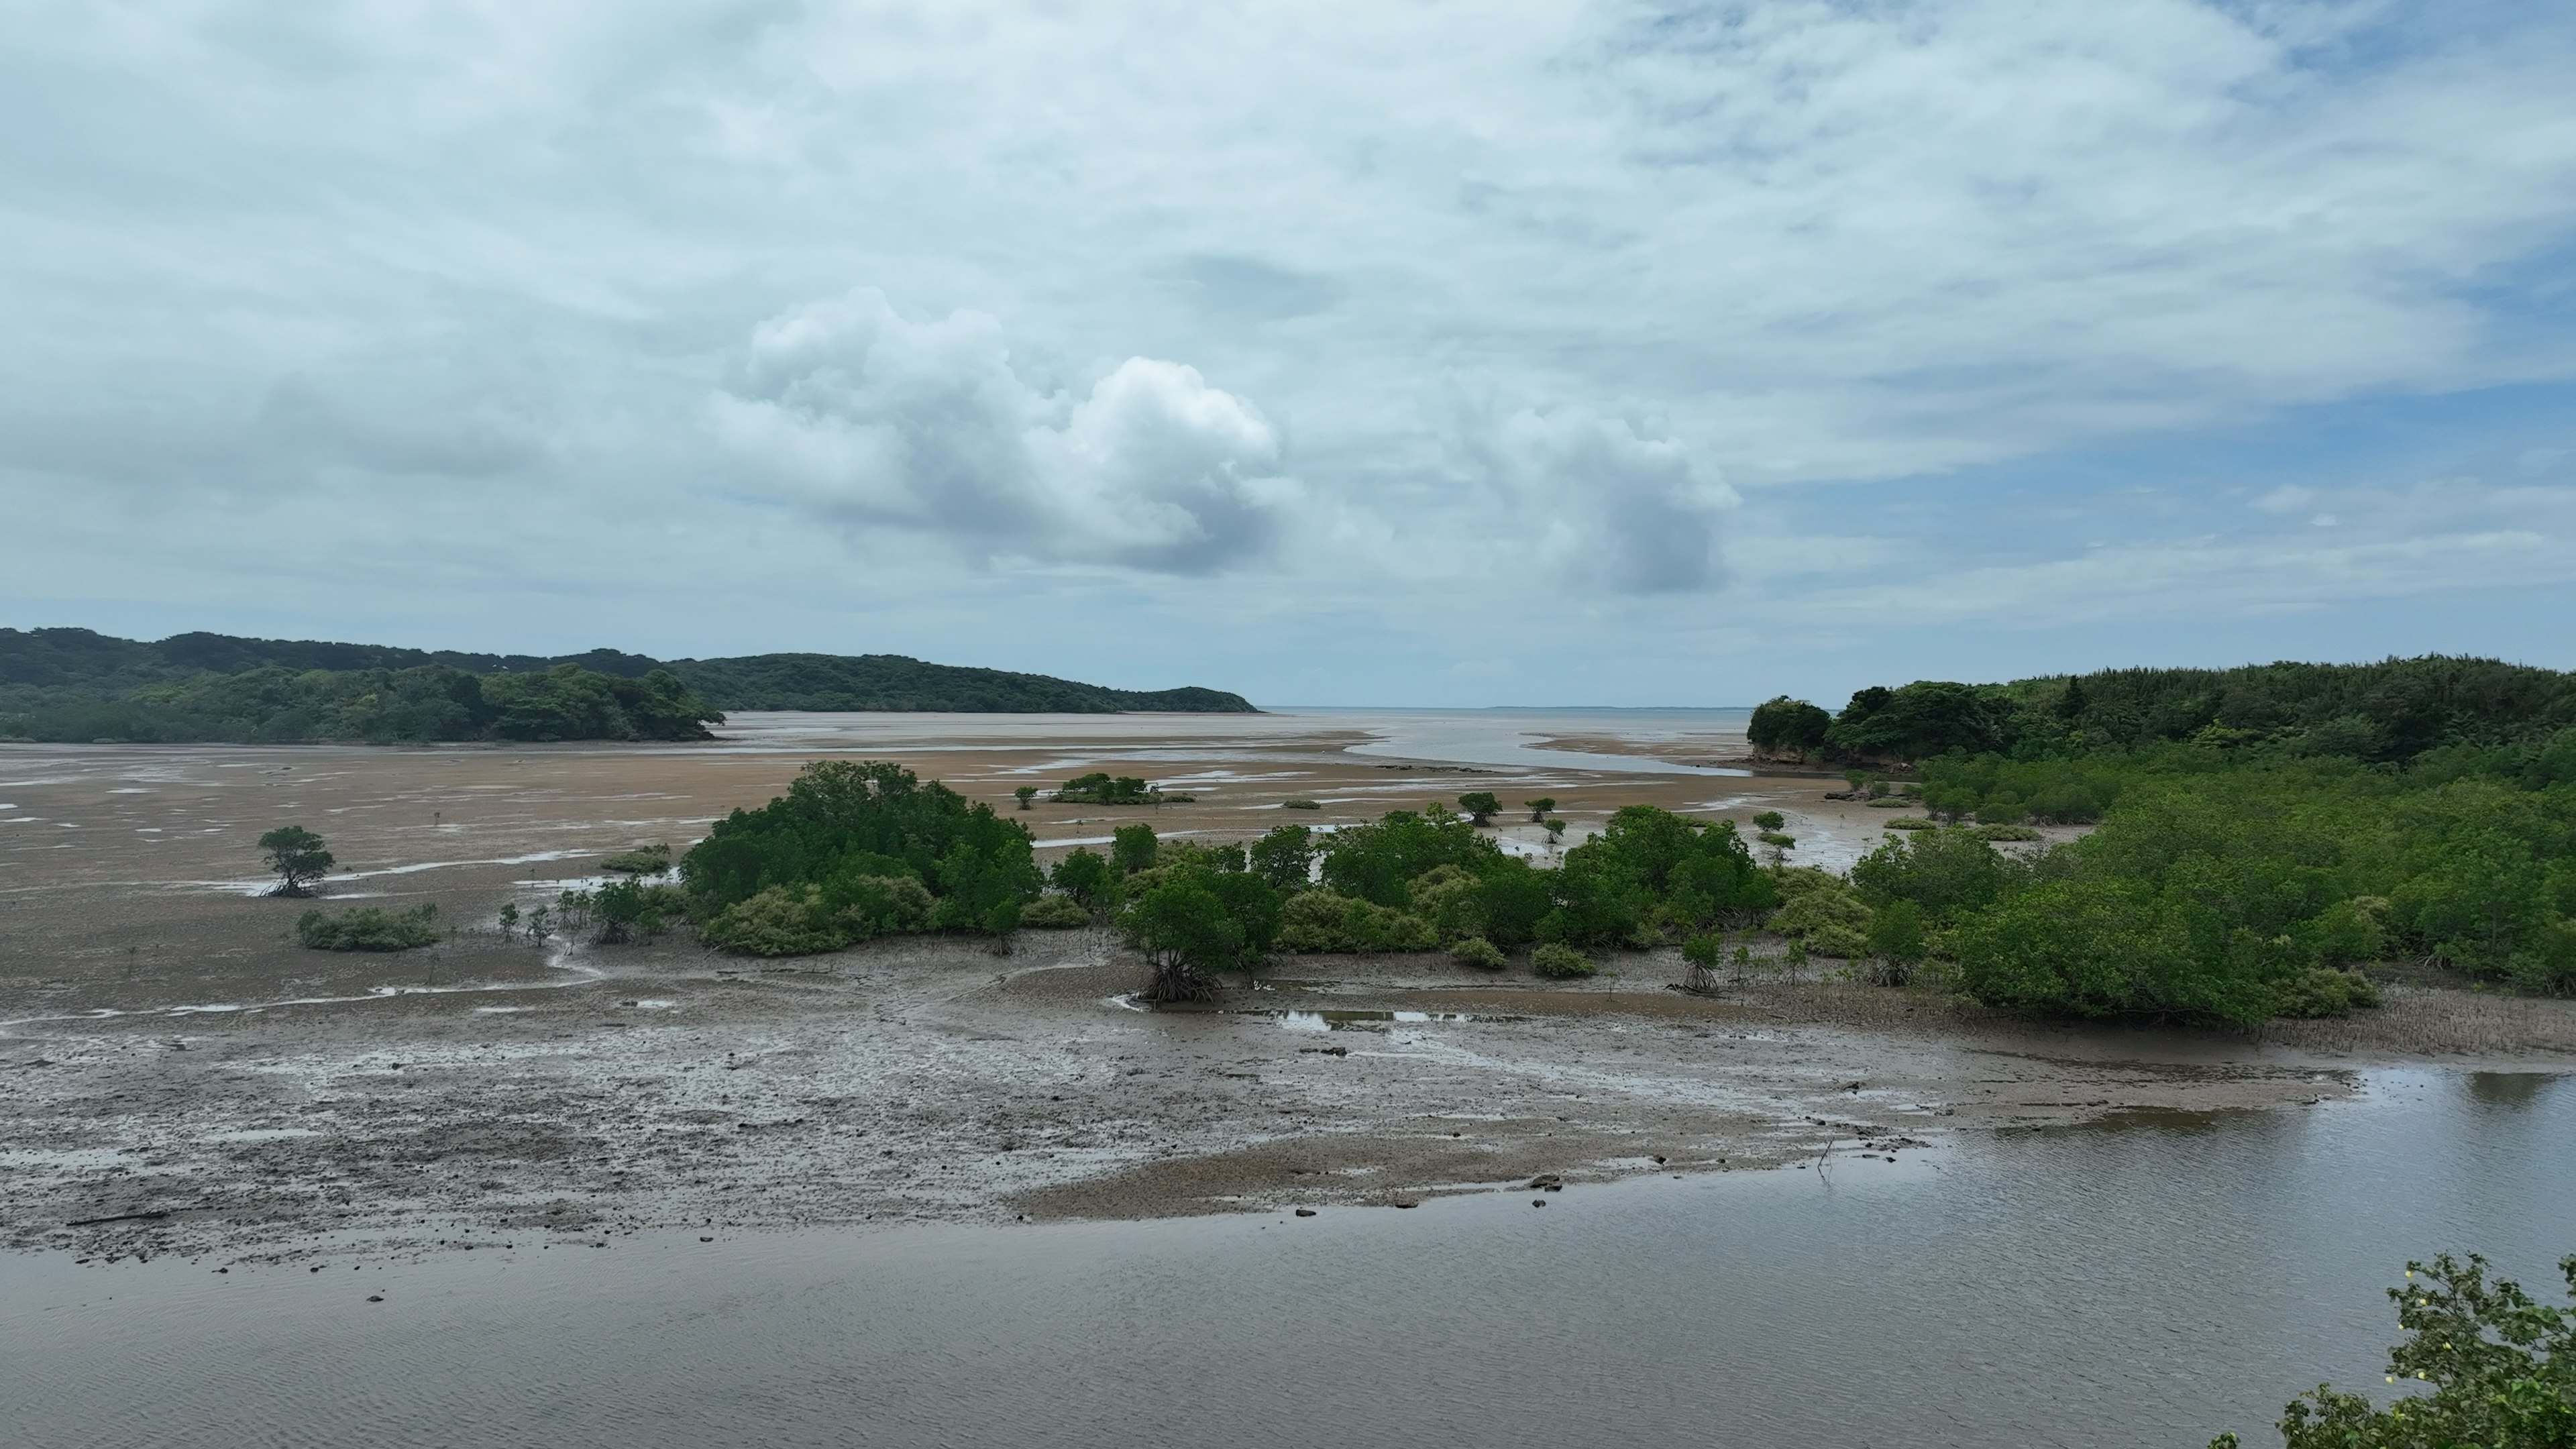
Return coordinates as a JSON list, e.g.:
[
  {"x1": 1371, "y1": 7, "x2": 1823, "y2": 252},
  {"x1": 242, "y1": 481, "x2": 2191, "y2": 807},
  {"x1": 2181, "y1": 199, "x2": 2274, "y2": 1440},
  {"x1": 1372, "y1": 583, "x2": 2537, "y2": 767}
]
[{"x1": 2212, "y1": 1252, "x2": 2575, "y2": 1449}]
